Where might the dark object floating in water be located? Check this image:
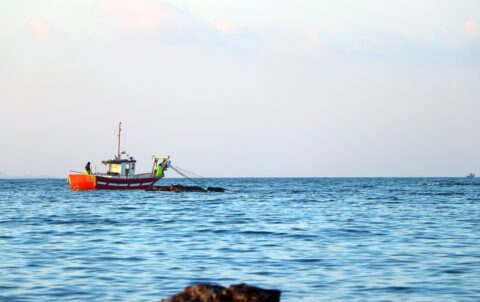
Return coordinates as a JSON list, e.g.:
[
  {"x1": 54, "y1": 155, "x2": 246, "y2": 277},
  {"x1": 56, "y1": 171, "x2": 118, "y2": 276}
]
[
  {"x1": 207, "y1": 186, "x2": 226, "y2": 192},
  {"x1": 466, "y1": 173, "x2": 475, "y2": 178},
  {"x1": 160, "y1": 283, "x2": 281, "y2": 302},
  {"x1": 146, "y1": 184, "x2": 226, "y2": 193}
]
